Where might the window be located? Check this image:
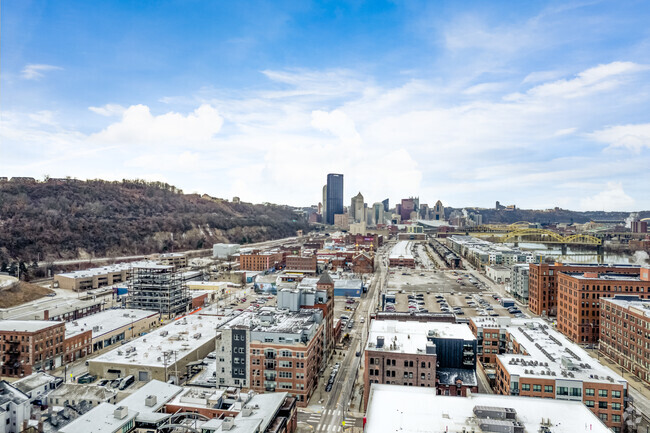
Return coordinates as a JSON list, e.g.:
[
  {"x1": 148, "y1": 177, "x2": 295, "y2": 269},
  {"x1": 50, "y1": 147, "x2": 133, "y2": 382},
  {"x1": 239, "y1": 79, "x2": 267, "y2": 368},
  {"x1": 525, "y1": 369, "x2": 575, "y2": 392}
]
[
  {"x1": 598, "y1": 389, "x2": 608, "y2": 398},
  {"x1": 533, "y1": 385, "x2": 541, "y2": 392},
  {"x1": 599, "y1": 413, "x2": 608, "y2": 422},
  {"x1": 612, "y1": 390, "x2": 621, "y2": 398},
  {"x1": 612, "y1": 403, "x2": 621, "y2": 410},
  {"x1": 599, "y1": 401, "x2": 608, "y2": 409},
  {"x1": 521, "y1": 384, "x2": 530, "y2": 391},
  {"x1": 585, "y1": 400, "x2": 595, "y2": 408},
  {"x1": 556, "y1": 387, "x2": 568, "y2": 396},
  {"x1": 612, "y1": 415, "x2": 621, "y2": 423},
  {"x1": 544, "y1": 385, "x2": 553, "y2": 393},
  {"x1": 585, "y1": 388, "x2": 595, "y2": 396},
  {"x1": 570, "y1": 388, "x2": 582, "y2": 397}
]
